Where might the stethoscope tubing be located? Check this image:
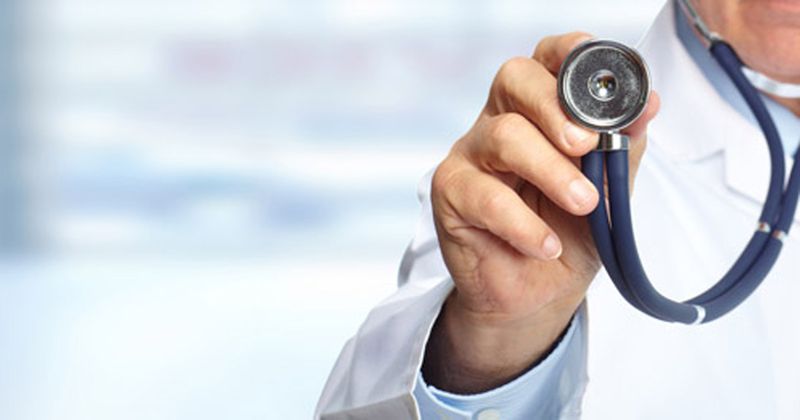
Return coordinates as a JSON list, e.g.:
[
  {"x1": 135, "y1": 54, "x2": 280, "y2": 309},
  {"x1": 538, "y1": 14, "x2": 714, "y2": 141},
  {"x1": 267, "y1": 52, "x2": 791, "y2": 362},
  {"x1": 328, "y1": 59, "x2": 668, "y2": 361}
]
[{"x1": 582, "y1": 40, "x2": 800, "y2": 324}]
